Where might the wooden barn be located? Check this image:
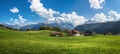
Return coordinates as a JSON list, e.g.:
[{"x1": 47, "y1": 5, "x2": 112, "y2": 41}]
[
  {"x1": 67, "y1": 30, "x2": 80, "y2": 36},
  {"x1": 50, "y1": 32, "x2": 62, "y2": 37}
]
